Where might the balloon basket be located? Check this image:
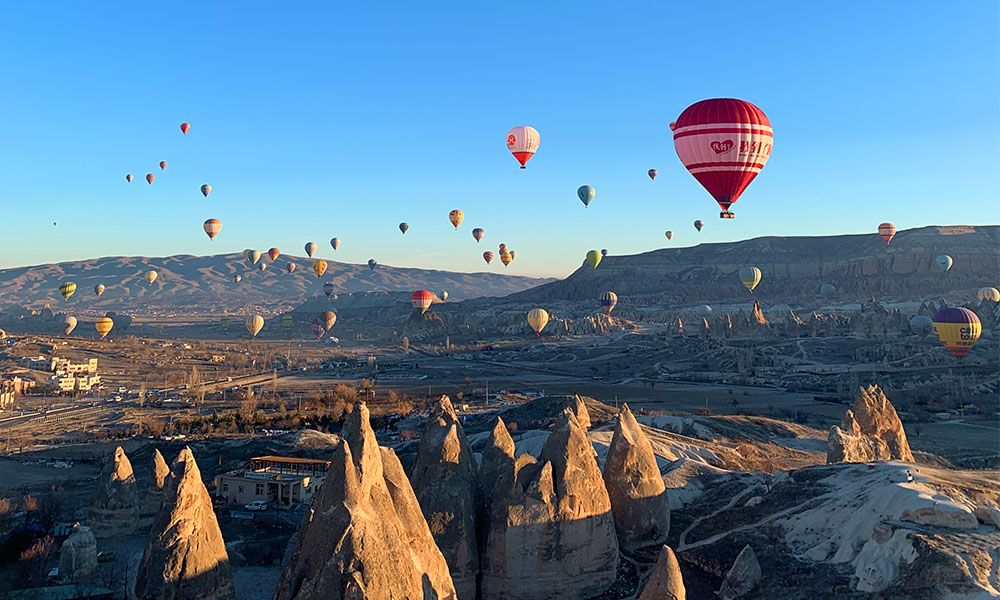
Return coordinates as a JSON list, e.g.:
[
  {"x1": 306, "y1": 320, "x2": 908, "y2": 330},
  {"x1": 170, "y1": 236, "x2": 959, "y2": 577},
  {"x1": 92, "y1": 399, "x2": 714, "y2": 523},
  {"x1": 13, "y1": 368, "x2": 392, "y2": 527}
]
[{"x1": 720, "y1": 211, "x2": 735, "y2": 219}]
